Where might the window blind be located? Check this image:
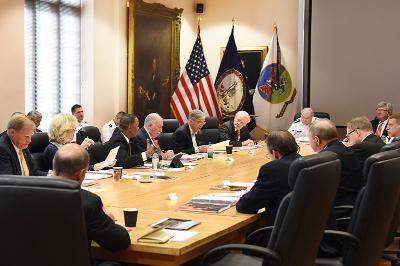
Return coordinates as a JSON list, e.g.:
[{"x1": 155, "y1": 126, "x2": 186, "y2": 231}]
[{"x1": 24, "y1": 0, "x2": 81, "y2": 131}]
